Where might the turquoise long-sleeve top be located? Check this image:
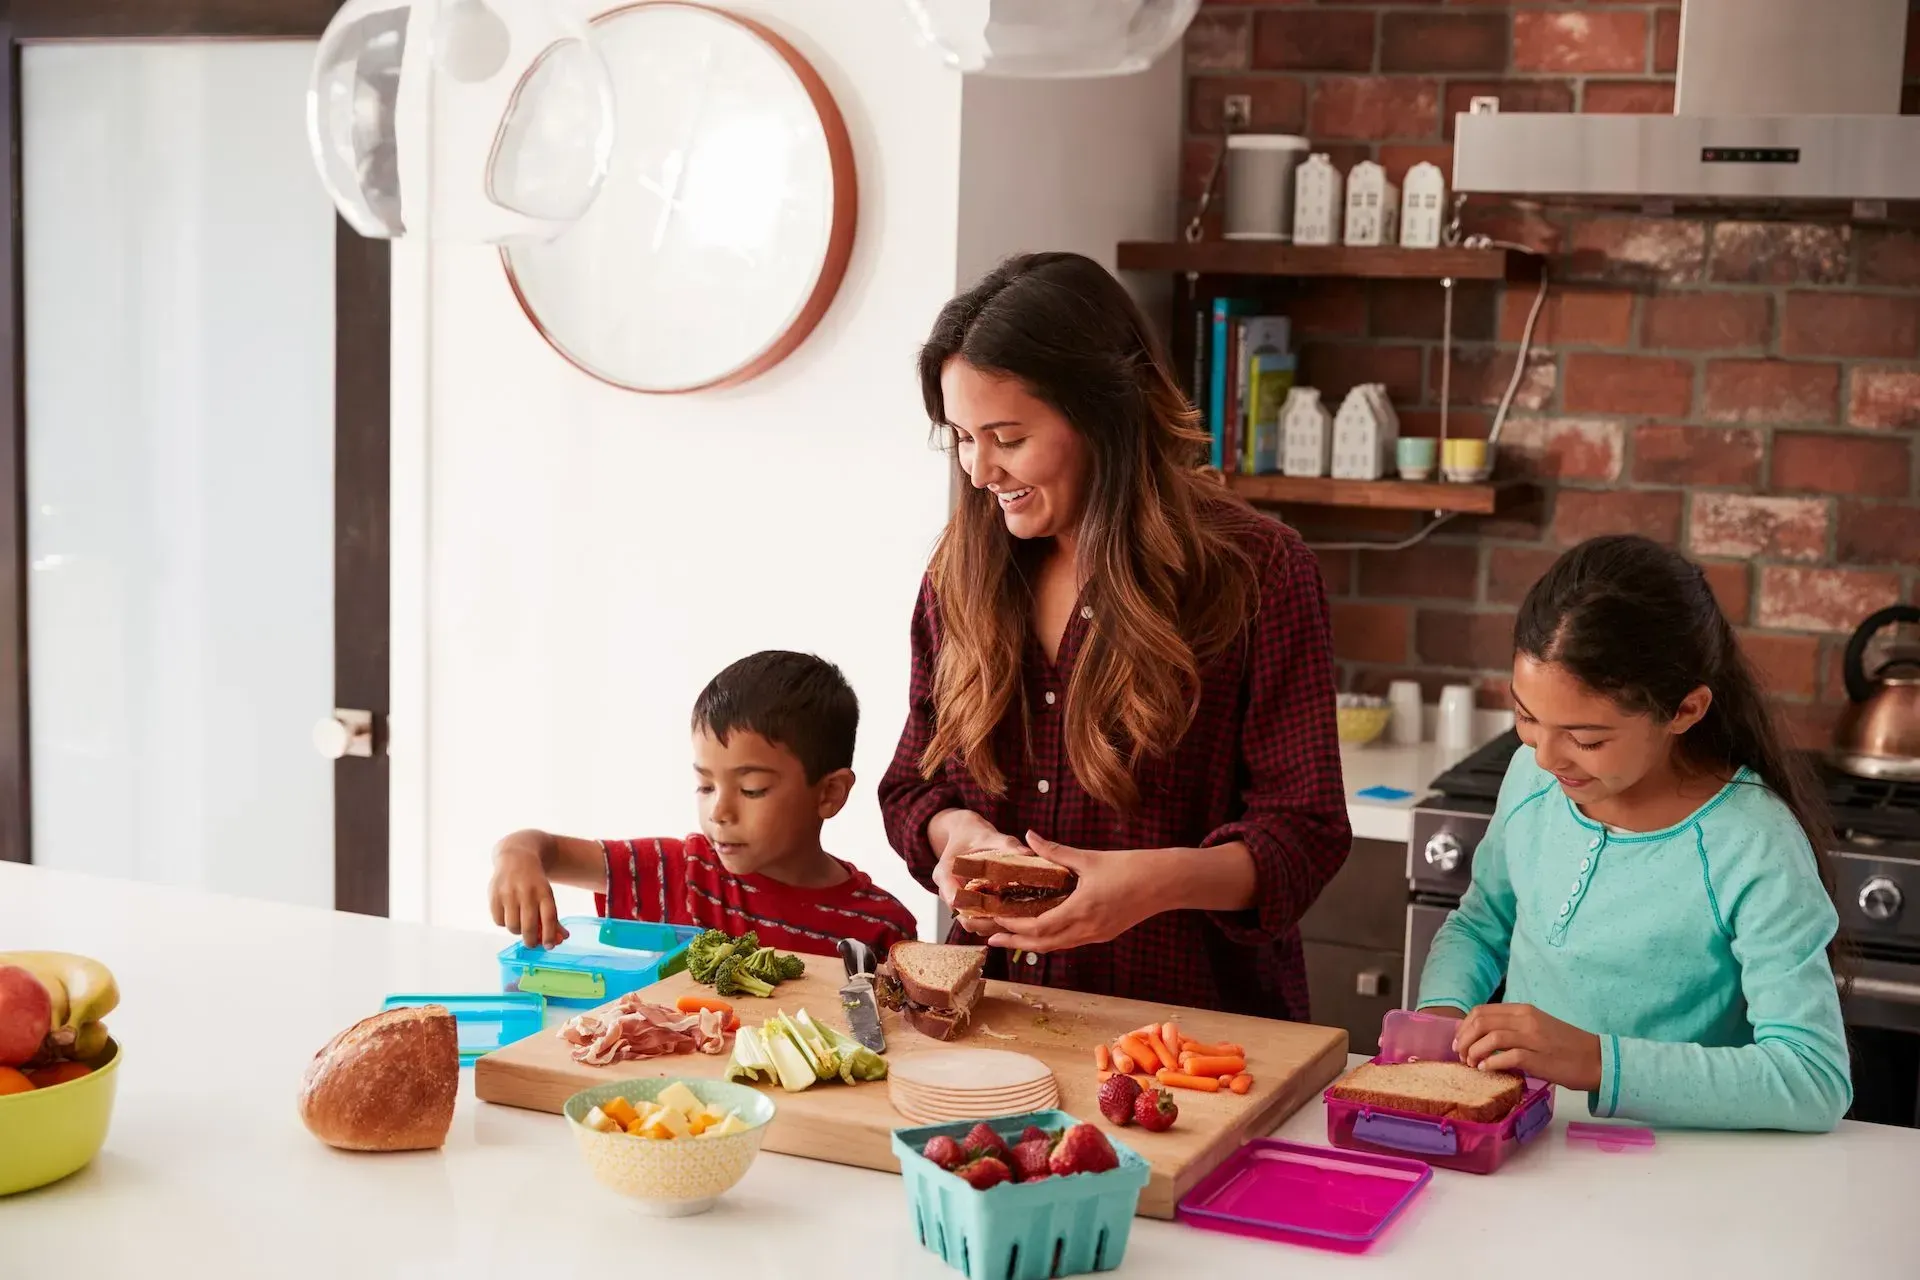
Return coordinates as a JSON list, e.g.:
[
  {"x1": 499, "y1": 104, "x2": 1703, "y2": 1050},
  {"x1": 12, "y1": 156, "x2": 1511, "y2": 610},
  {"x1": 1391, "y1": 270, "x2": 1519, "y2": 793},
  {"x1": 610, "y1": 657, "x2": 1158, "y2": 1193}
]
[{"x1": 1417, "y1": 746, "x2": 1851, "y2": 1132}]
